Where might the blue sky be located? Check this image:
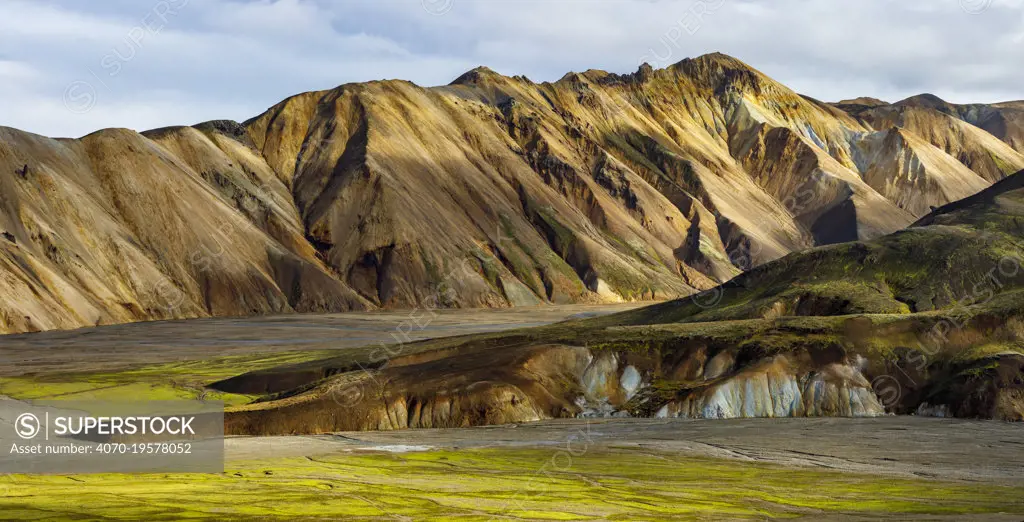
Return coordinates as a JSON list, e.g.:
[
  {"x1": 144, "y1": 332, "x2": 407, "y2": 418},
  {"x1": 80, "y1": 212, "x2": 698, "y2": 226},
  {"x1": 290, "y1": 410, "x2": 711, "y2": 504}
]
[{"x1": 2, "y1": 0, "x2": 1022, "y2": 138}]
